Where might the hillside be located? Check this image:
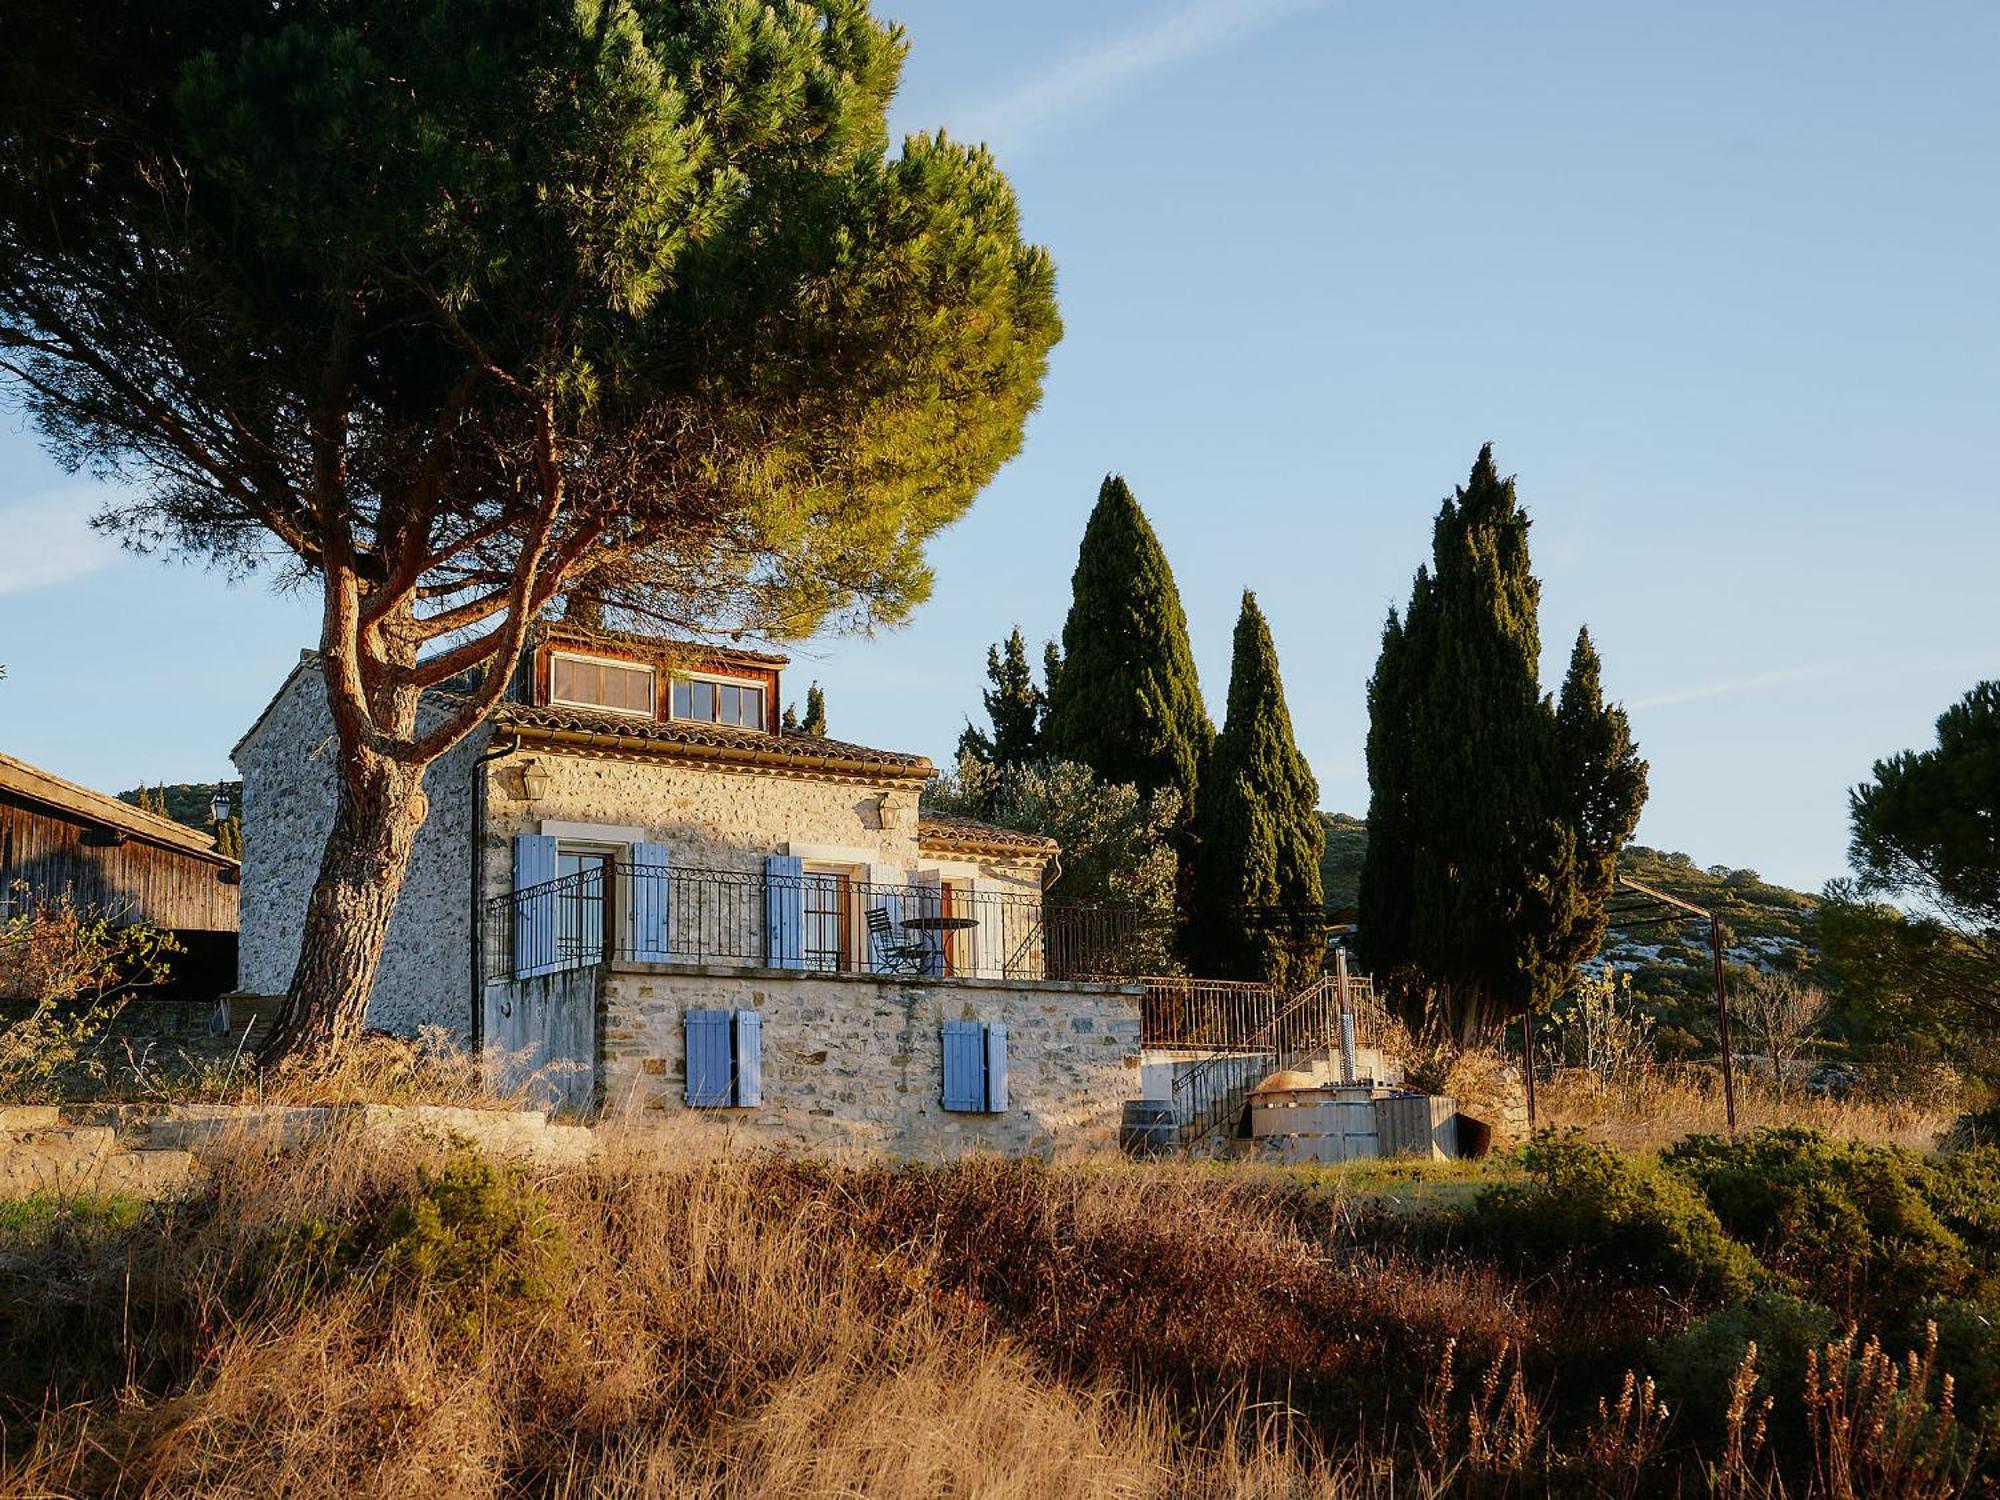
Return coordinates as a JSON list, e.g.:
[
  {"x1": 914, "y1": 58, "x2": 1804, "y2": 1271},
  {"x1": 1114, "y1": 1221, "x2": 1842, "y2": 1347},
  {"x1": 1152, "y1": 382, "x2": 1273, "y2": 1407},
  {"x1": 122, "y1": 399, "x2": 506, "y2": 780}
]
[
  {"x1": 116, "y1": 780, "x2": 242, "y2": 832},
  {"x1": 1317, "y1": 814, "x2": 1822, "y2": 1012}
]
